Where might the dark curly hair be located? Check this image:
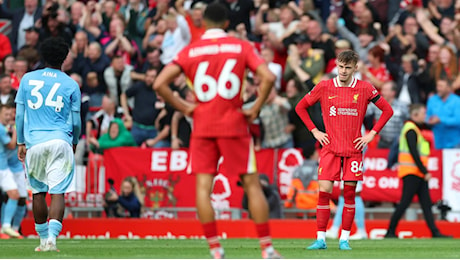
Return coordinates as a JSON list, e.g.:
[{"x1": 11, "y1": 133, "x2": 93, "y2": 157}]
[{"x1": 40, "y1": 37, "x2": 69, "y2": 68}]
